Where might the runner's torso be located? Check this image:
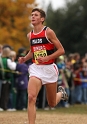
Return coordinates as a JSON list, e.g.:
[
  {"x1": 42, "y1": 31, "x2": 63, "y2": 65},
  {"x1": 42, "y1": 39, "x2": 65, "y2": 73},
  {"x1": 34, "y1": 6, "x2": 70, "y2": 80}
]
[{"x1": 30, "y1": 26, "x2": 55, "y2": 64}]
